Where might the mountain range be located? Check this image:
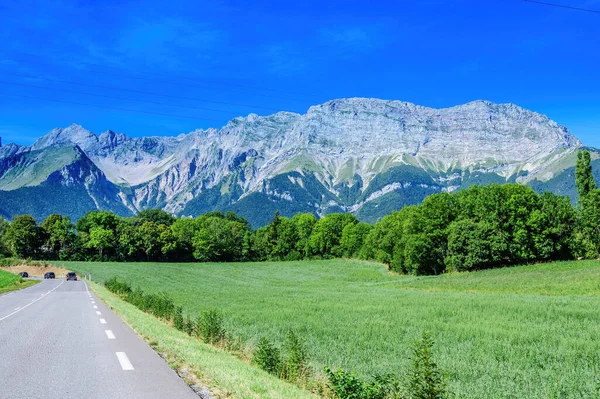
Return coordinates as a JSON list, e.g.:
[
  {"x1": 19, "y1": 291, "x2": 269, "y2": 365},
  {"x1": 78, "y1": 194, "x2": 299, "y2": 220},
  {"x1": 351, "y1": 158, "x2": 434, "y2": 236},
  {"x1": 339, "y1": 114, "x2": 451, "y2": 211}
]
[{"x1": 0, "y1": 98, "x2": 595, "y2": 226}]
